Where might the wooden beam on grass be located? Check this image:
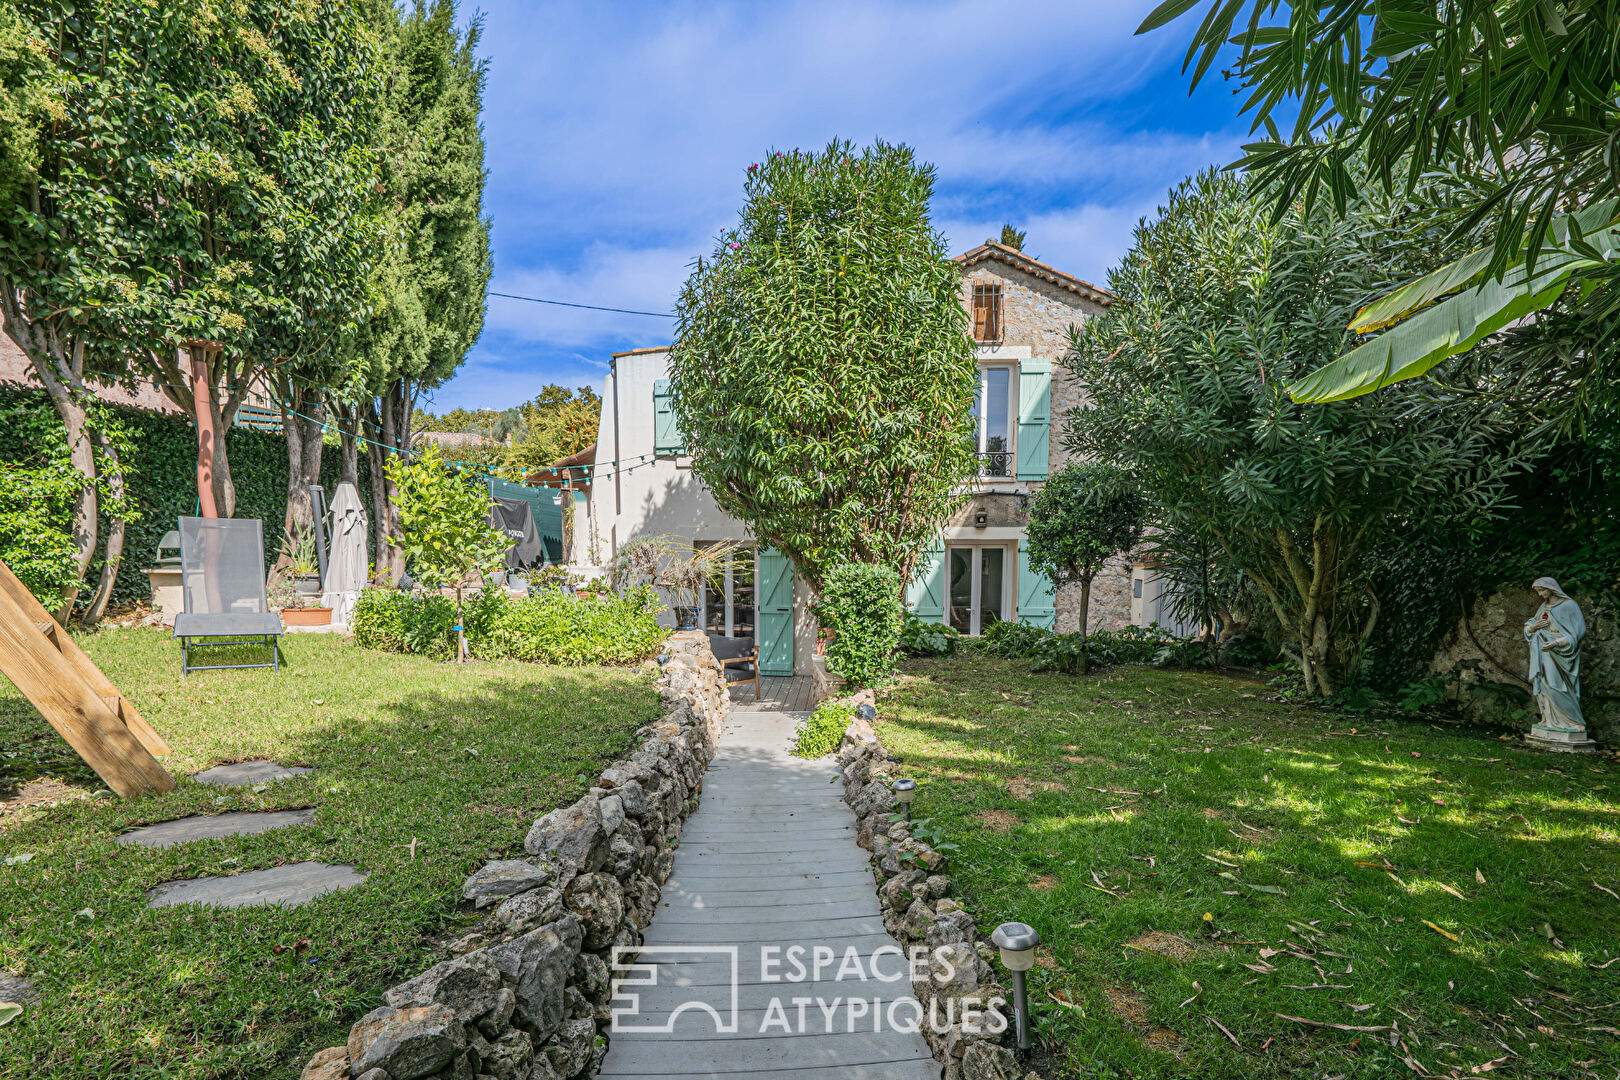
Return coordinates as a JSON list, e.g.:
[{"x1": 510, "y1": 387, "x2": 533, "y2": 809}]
[{"x1": 0, "y1": 561, "x2": 173, "y2": 798}]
